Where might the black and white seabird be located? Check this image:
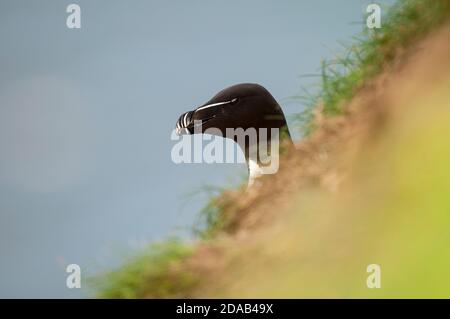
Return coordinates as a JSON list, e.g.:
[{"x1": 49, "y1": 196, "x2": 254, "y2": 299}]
[{"x1": 175, "y1": 83, "x2": 292, "y2": 186}]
